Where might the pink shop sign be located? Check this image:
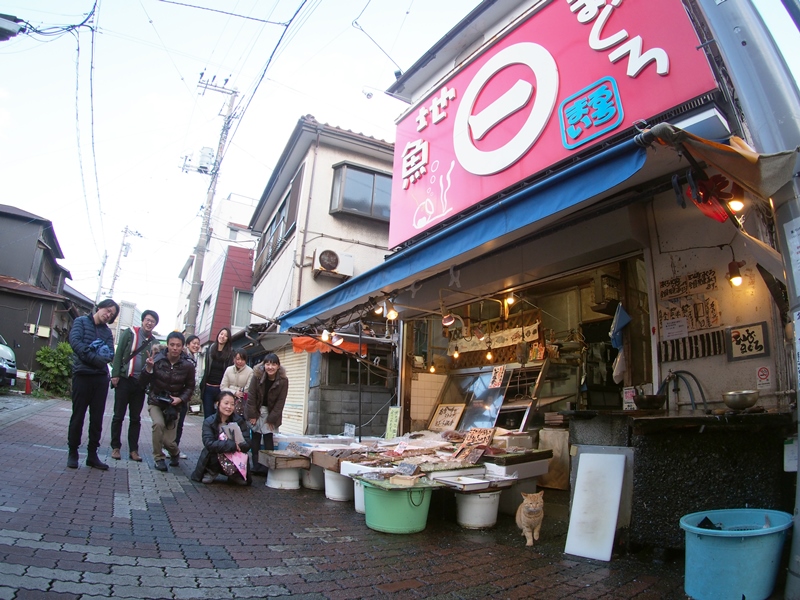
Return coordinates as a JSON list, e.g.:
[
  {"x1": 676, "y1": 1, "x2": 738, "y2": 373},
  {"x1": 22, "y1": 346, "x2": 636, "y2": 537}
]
[{"x1": 389, "y1": 0, "x2": 718, "y2": 247}]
